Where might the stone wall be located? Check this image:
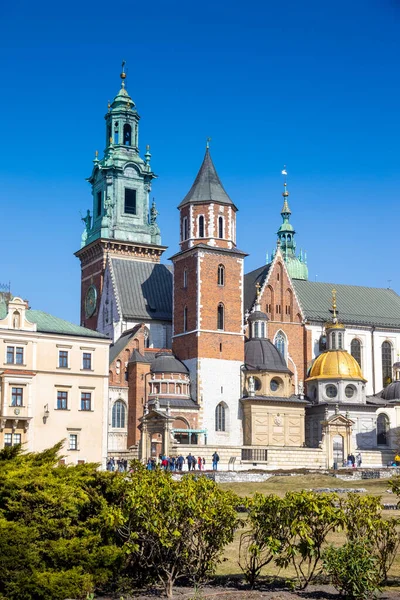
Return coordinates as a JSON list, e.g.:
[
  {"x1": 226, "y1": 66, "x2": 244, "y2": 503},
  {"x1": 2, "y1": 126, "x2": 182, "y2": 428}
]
[{"x1": 171, "y1": 444, "x2": 326, "y2": 471}]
